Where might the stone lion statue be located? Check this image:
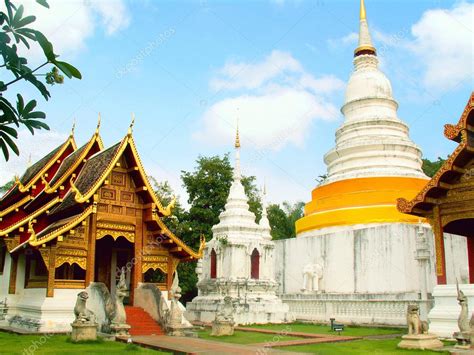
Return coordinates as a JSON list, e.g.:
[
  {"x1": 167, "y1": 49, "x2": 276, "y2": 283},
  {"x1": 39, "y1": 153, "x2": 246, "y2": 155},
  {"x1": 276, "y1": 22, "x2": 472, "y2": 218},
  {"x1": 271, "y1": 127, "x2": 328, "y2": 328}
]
[
  {"x1": 74, "y1": 291, "x2": 95, "y2": 324},
  {"x1": 215, "y1": 296, "x2": 234, "y2": 323},
  {"x1": 407, "y1": 304, "x2": 428, "y2": 335}
]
